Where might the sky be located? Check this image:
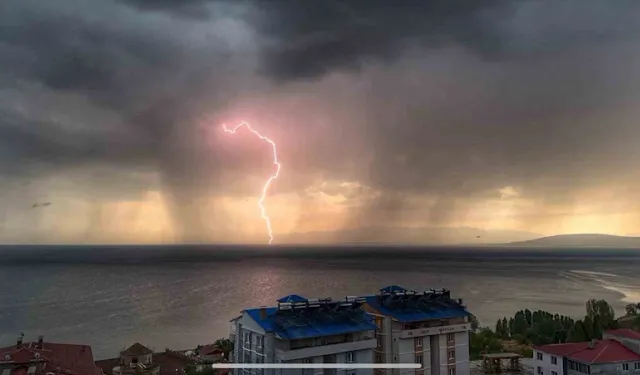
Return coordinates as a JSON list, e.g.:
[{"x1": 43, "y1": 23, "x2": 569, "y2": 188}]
[{"x1": 2, "y1": 0, "x2": 640, "y2": 244}]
